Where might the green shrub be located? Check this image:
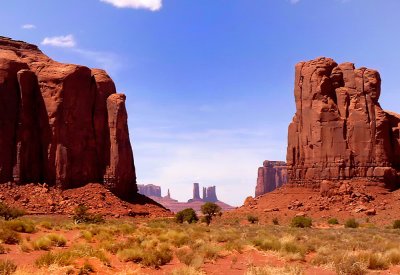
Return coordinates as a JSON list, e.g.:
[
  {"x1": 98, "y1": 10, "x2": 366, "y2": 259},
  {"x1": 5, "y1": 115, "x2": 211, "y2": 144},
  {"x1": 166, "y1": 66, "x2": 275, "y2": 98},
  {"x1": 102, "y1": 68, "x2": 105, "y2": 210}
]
[
  {"x1": 0, "y1": 203, "x2": 25, "y2": 220},
  {"x1": 345, "y1": 218, "x2": 359, "y2": 228},
  {"x1": 393, "y1": 220, "x2": 400, "y2": 229},
  {"x1": 328, "y1": 218, "x2": 339, "y2": 225},
  {"x1": 175, "y1": 208, "x2": 198, "y2": 224},
  {"x1": 247, "y1": 215, "x2": 259, "y2": 224},
  {"x1": 290, "y1": 216, "x2": 312, "y2": 228},
  {"x1": 73, "y1": 204, "x2": 104, "y2": 224},
  {"x1": 35, "y1": 251, "x2": 74, "y2": 267},
  {"x1": 0, "y1": 259, "x2": 17, "y2": 275},
  {"x1": 201, "y1": 203, "x2": 221, "y2": 225},
  {"x1": 6, "y1": 219, "x2": 35, "y2": 233}
]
